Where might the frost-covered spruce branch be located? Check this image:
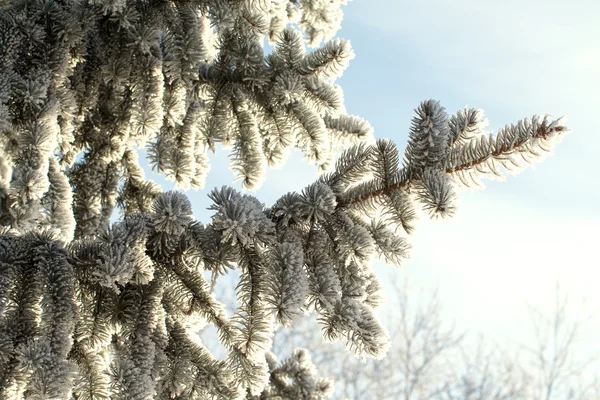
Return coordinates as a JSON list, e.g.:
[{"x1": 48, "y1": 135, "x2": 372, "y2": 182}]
[
  {"x1": 336, "y1": 101, "x2": 568, "y2": 214},
  {"x1": 265, "y1": 101, "x2": 568, "y2": 359},
  {"x1": 0, "y1": 189, "x2": 331, "y2": 398},
  {"x1": 0, "y1": 100, "x2": 568, "y2": 399},
  {"x1": 0, "y1": 0, "x2": 367, "y2": 238}
]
